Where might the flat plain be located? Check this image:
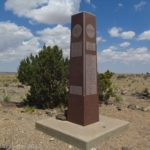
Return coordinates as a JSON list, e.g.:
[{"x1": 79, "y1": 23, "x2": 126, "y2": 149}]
[{"x1": 0, "y1": 73, "x2": 150, "y2": 150}]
